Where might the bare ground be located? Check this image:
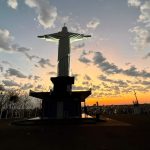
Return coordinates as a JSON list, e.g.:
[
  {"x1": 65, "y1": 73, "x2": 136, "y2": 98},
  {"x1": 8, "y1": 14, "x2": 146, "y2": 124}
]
[{"x1": 0, "y1": 115, "x2": 150, "y2": 150}]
